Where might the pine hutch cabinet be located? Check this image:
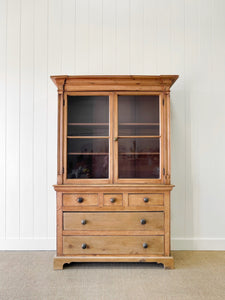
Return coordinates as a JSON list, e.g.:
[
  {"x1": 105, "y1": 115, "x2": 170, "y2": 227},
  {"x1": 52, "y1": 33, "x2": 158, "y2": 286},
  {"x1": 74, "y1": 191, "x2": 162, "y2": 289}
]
[{"x1": 51, "y1": 75, "x2": 178, "y2": 270}]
